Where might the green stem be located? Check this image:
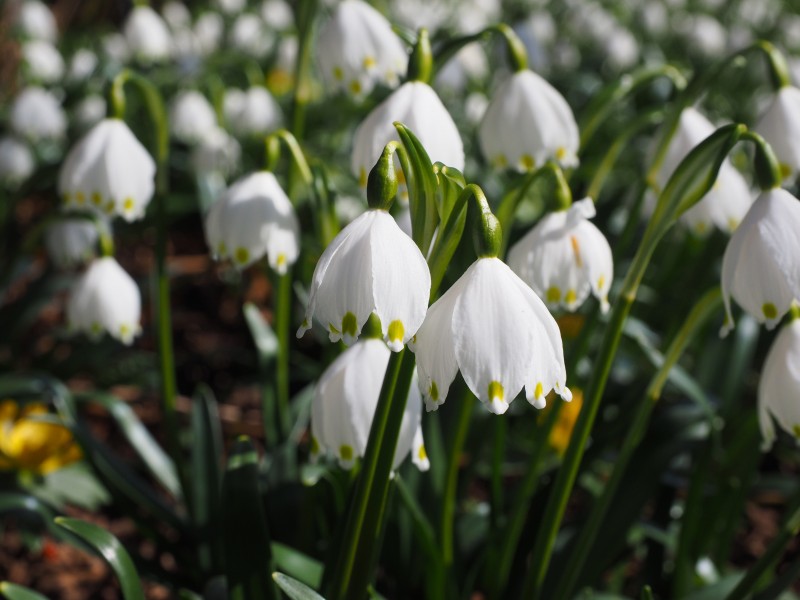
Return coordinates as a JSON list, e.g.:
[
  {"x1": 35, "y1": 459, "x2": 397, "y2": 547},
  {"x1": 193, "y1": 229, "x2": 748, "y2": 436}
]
[
  {"x1": 289, "y1": 0, "x2": 317, "y2": 195},
  {"x1": 486, "y1": 396, "x2": 563, "y2": 599},
  {"x1": 394, "y1": 474, "x2": 439, "y2": 567},
  {"x1": 740, "y1": 130, "x2": 782, "y2": 190},
  {"x1": 490, "y1": 417, "x2": 506, "y2": 531},
  {"x1": 110, "y1": 69, "x2": 182, "y2": 500},
  {"x1": 553, "y1": 288, "x2": 722, "y2": 600},
  {"x1": 725, "y1": 493, "x2": 800, "y2": 600},
  {"x1": 435, "y1": 394, "x2": 473, "y2": 597},
  {"x1": 324, "y1": 350, "x2": 416, "y2": 600},
  {"x1": 275, "y1": 272, "x2": 292, "y2": 440}
]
